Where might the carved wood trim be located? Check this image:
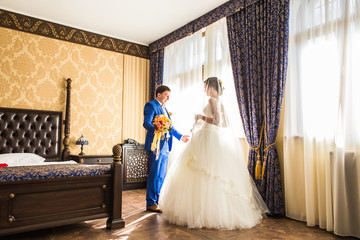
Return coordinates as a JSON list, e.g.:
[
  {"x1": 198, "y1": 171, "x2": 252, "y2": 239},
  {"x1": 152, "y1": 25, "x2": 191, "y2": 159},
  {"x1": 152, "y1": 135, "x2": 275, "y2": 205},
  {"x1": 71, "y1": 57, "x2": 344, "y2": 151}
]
[
  {"x1": 112, "y1": 144, "x2": 122, "y2": 165},
  {"x1": 62, "y1": 78, "x2": 71, "y2": 160},
  {"x1": 0, "y1": 8, "x2": 149, "y2": 59},
  {"x1": 107, "y1": 144, "x2": 125, "y2": 229}
]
